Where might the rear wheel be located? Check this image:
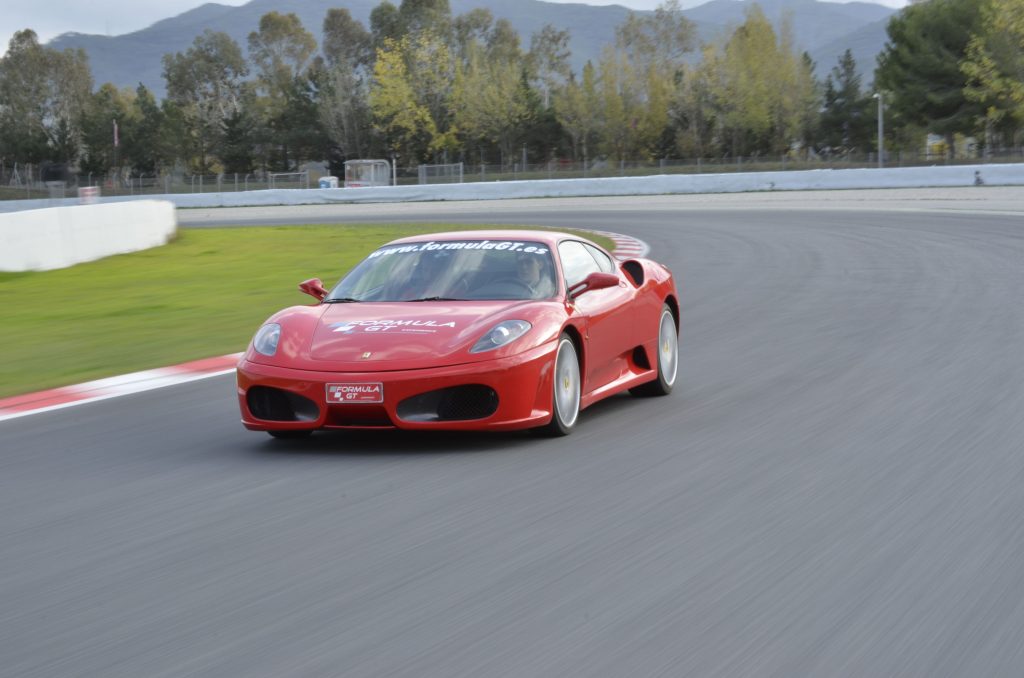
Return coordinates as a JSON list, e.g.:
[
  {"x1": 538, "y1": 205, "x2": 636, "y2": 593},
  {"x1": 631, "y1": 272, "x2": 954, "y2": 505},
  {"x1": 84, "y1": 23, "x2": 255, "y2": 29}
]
[
  {"x1": 538, "y1": 334, "x2": 581, "y2": 436},
  {"x1": 631, "y1": 304, "x2": 677, "y2": 397},
  {"x1": 267, "y1": 430, "x2": 313, "y2": 440}
]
